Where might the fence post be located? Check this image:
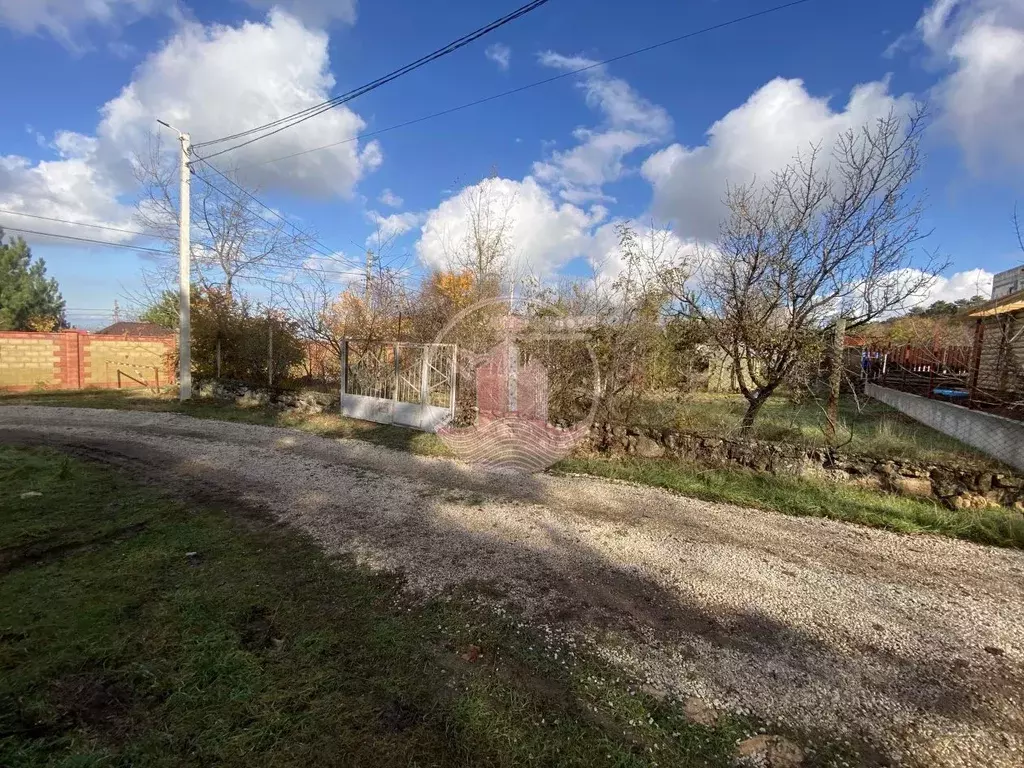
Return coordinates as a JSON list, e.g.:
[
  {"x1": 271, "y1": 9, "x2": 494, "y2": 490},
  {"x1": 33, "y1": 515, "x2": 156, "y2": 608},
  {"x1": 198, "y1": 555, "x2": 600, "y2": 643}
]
[
  {"x1": 267, "y1": 311, "x2": 274, "y2": 388},
  {"x1": 76, "y1": 332, "x2": 84, "y2": 389},
  {"x1": 339, "y1": 340, "x2": 348, "y2": 415},
  {"x1": 968, "y1": 318, "x2": 984, "y2": 409},
  {"x1": 392, "y1": 343, "x2": 401, "y2": 420},
  {"x1": 449, "y1": 345, "x2": 458, "y2": 421}
]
